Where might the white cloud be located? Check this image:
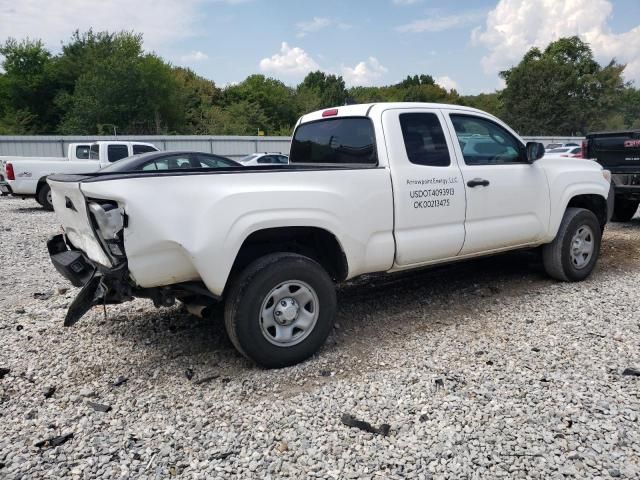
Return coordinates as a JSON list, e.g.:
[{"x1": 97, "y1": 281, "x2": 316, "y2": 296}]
[
  {"x1": 295, "y1": 17, "x2": 351, "y2": 37},
  {"x1": 259, "y1": 42, "x2": 320, "y2": 76},
  {"x1": 342, "y1": 57, "x2": 388, "y2": 86},
  {"x1": 180, "y1": 51, "x2": 208, "y2": 62},
  {"x1": 296, "y1": 17, "x2": 332, "y2": 37},
  {"x1": 0, "y1": 0, "x2": 204, "y2": 52},
  {"x1": 393, "y1": 0, "x2": 421, "y2": 5},
  {"x1": 397, "y1": 11, "x2": 486, "y2": 33},
  {"x1": 473, "y1": 0, "x2": 640, "y2": 84},
  {"x1": 435, "y1": 75, "x2": 458, "y2": 91}
]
